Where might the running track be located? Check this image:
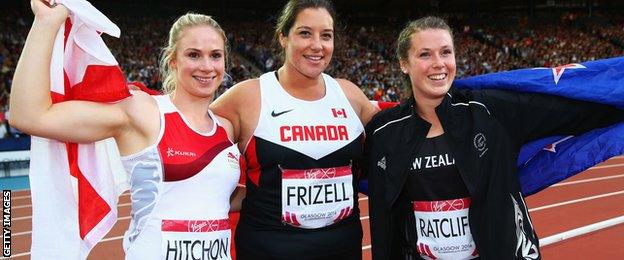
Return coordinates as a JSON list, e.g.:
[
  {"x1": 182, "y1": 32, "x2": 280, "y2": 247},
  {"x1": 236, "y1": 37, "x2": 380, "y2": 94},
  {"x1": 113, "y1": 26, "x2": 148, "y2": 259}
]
[{"x1": 5, "y1": 156, "x2": 624, "y2": 259}]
